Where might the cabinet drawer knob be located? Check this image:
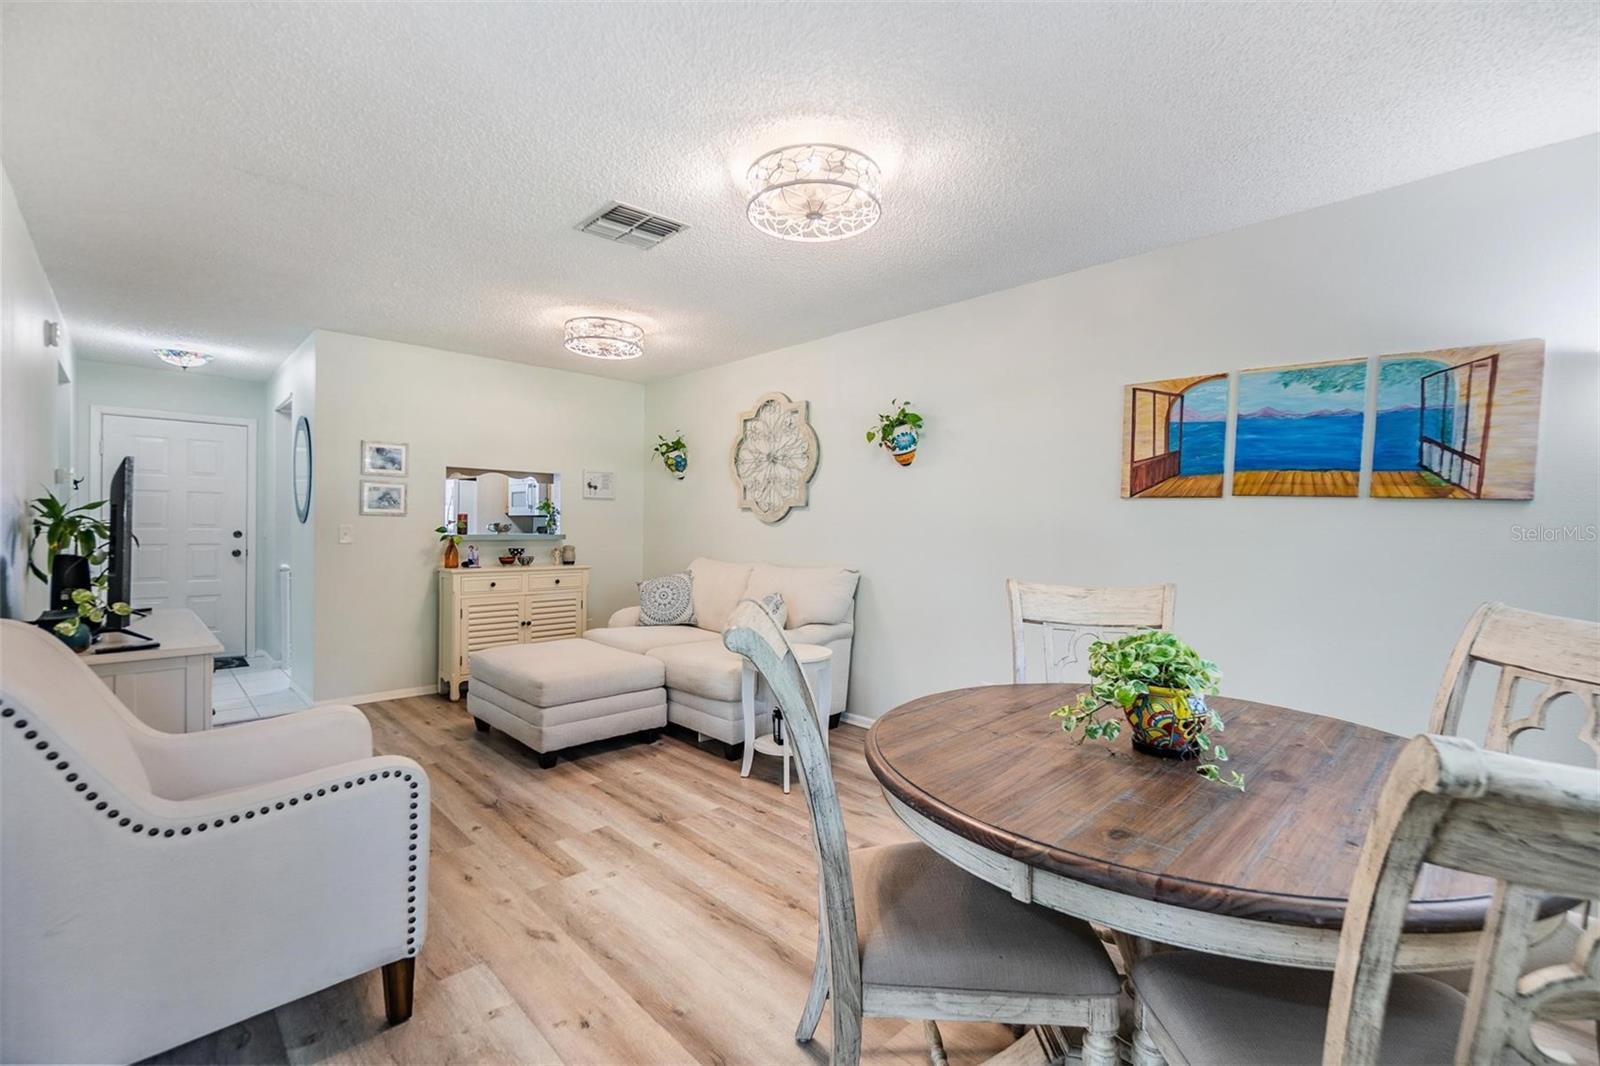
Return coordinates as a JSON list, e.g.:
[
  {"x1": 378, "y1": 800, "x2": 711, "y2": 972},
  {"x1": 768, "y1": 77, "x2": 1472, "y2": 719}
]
[
  {"x1": 489, "y1": 581, "x2": 497, "y2": 587},
  {"x1": 554, "y1": 578, "x2": 561, "y2": 584}
]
